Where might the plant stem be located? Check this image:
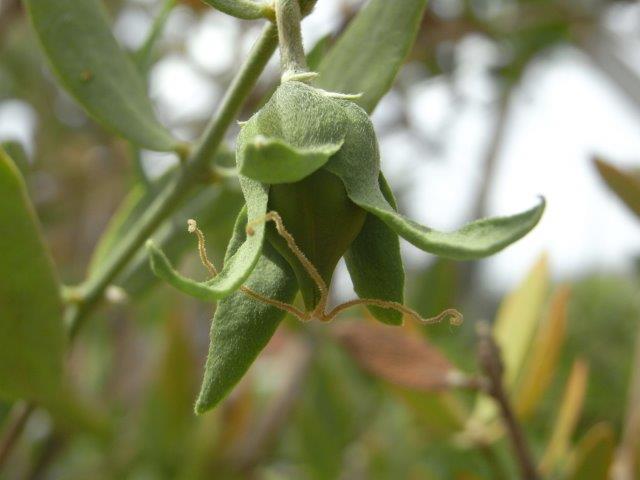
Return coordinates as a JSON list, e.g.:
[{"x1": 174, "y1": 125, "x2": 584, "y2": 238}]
[
  {"x1": 66, "y1": 23, "x2": 279, "y2": 338},
  {"x1": 275, "y1": 0, "x2": 309, "y2": 81},
  {"x1": 475, "y1": 321, "x2": 540, "y2": 480},
  {"x1": 0, "y1": 23, "x2": 279, "y2": 472}
]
